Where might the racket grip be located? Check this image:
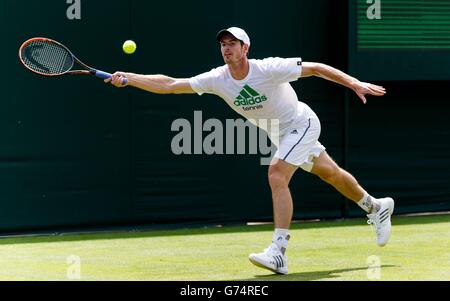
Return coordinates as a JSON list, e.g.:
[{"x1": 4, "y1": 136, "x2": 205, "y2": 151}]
[{"x1": 94, "y1": 70, "x2": 128, "y2": 86}]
